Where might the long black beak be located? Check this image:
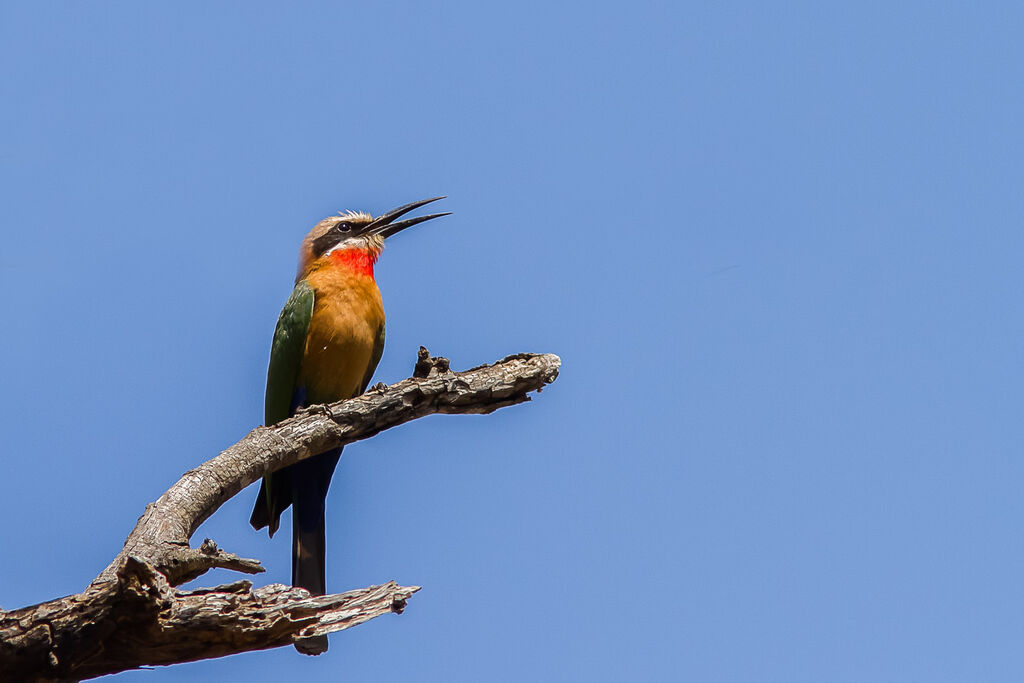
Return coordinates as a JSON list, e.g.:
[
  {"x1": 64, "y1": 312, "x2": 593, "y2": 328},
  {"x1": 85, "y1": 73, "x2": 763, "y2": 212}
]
[{"x1": 364, "y1": 196, "x2": 451, "y2": 238}]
